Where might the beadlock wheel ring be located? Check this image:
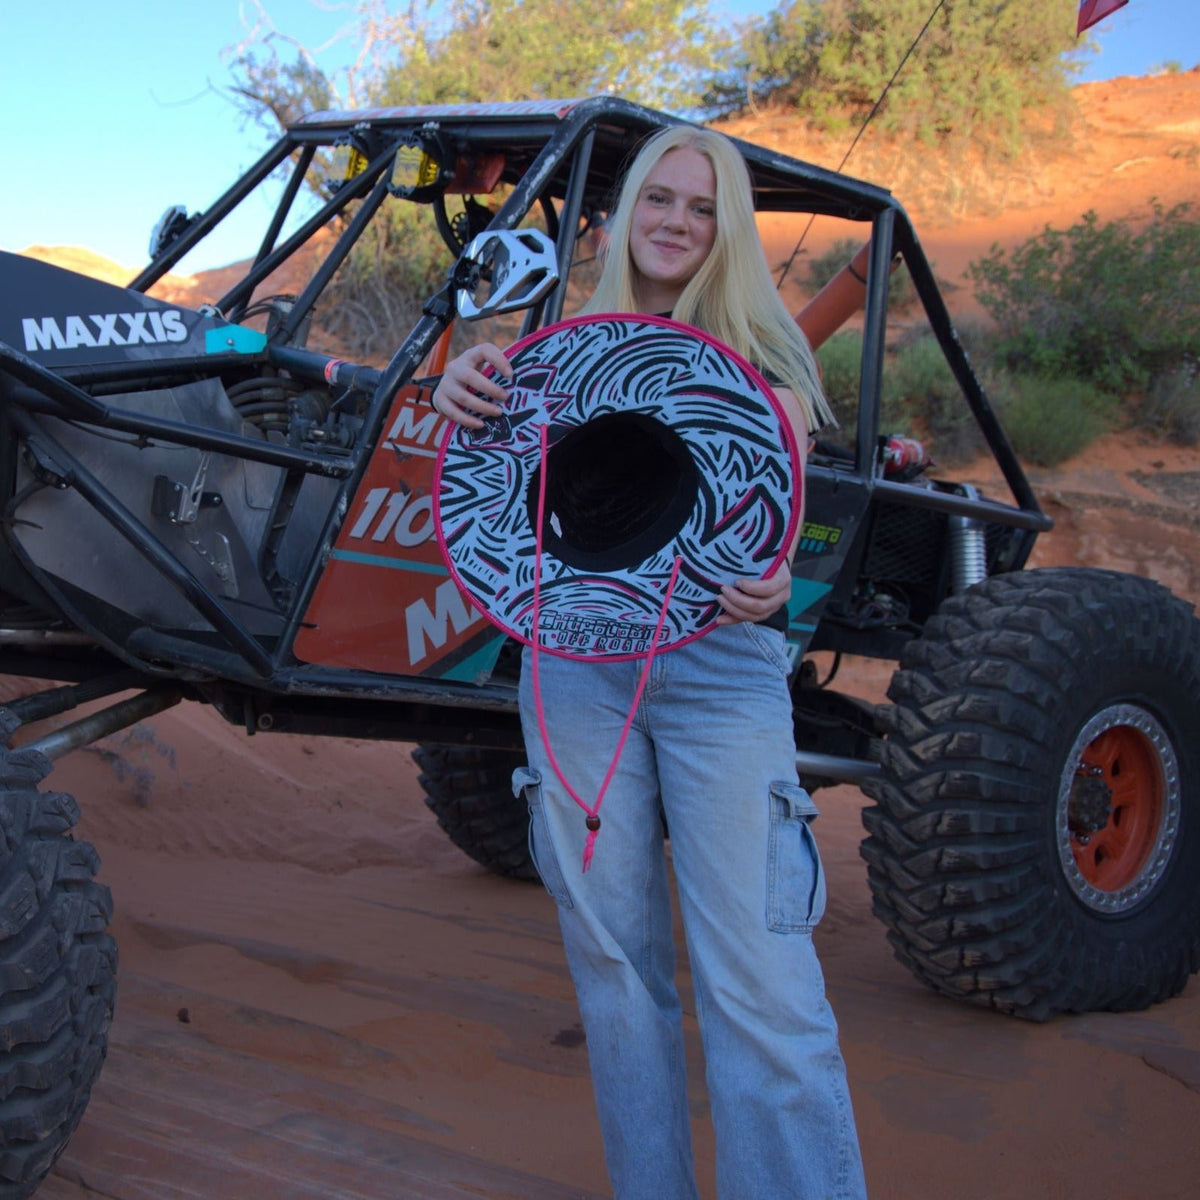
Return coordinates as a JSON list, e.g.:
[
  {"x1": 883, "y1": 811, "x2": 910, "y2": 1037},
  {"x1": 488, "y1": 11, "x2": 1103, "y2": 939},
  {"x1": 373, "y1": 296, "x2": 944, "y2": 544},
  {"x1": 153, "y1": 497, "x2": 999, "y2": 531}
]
[{"x1": 1056, "y1": 702, "x2": 1181, "y2": 914}]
